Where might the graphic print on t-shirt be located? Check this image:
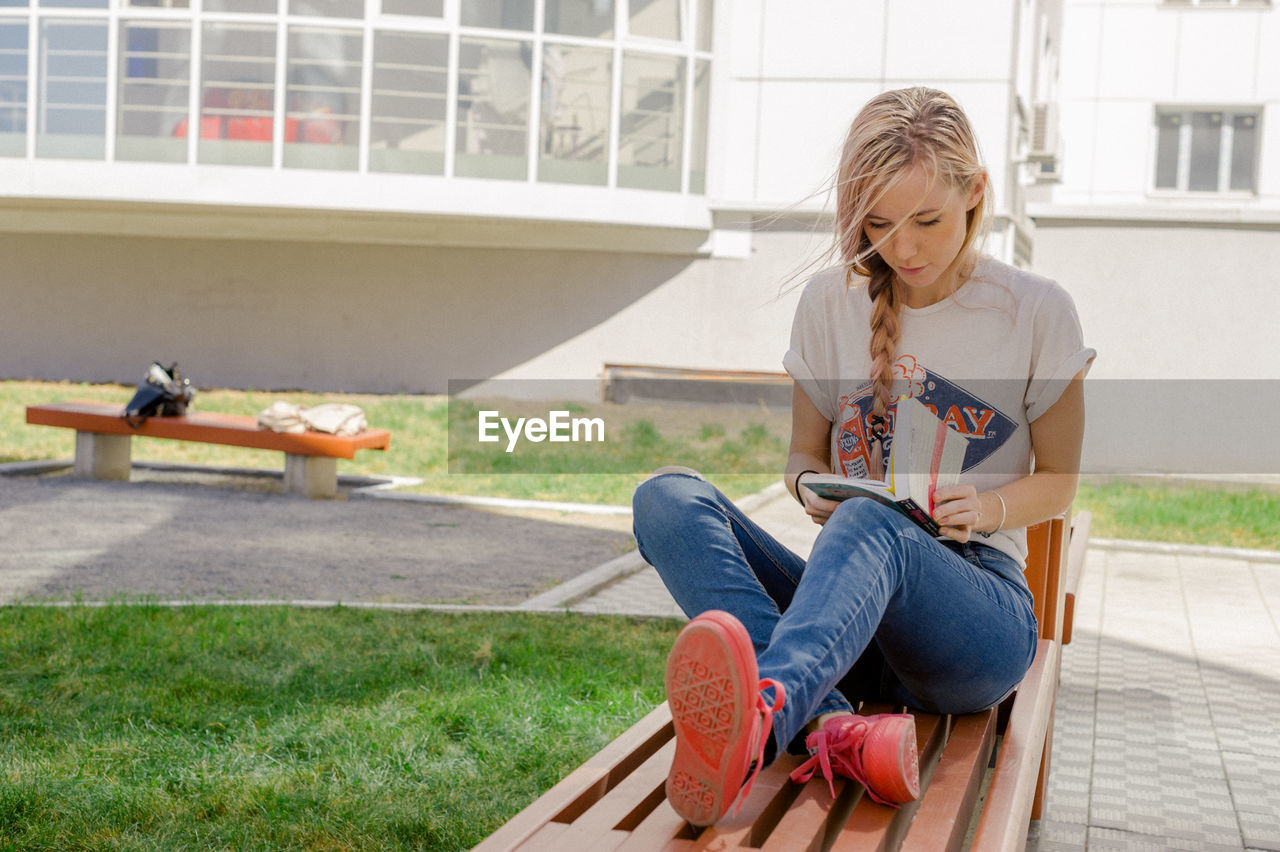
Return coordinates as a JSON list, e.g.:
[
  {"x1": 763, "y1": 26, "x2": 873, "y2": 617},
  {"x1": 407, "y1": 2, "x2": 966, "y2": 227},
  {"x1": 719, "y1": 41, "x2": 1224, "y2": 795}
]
[{"x1": 834, "y1": 355, "x2": 1017, "y2": 478}]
